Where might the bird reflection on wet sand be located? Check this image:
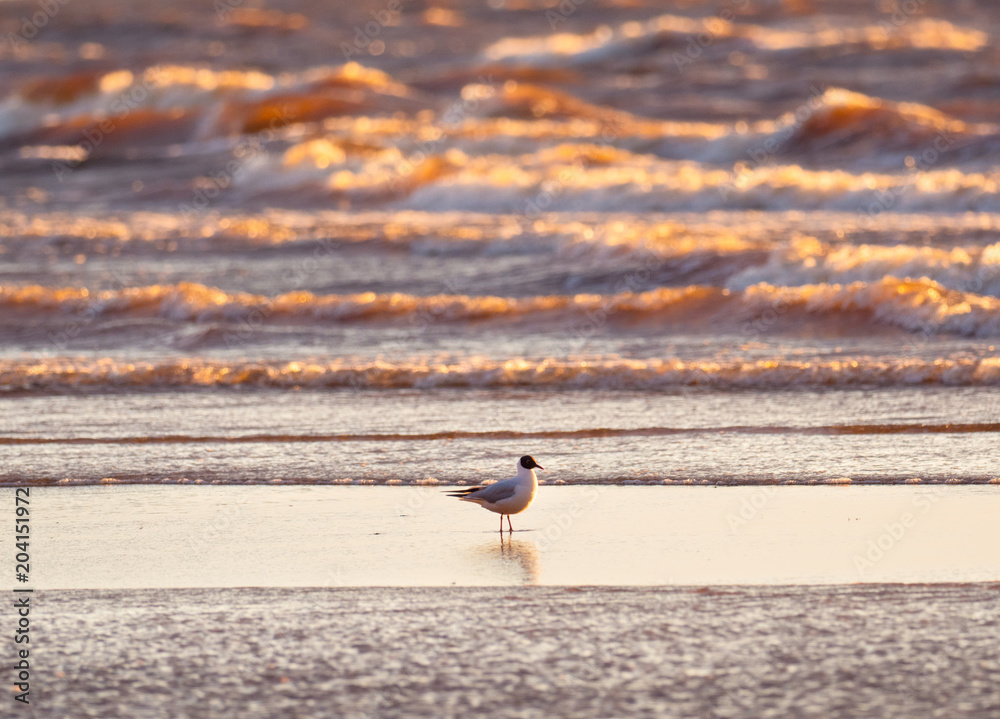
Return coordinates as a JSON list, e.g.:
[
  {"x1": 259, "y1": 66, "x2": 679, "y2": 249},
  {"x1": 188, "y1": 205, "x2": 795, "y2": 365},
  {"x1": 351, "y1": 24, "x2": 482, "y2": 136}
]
[{"x1": 473, "y1": 536, "x2": 540, "y2": 585}]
